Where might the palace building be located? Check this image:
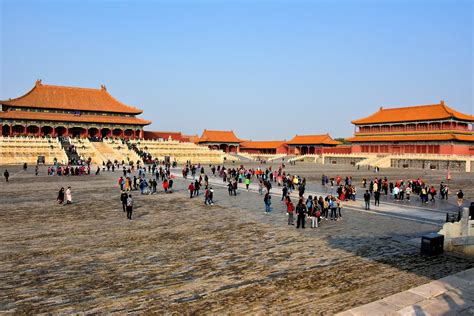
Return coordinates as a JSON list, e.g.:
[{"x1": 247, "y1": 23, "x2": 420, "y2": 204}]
[
  {"x1": 197, "y1": 130, "x2": 241, "y2": 153},
  {"x1": 239, "y1": 141, "x2": 288, "y2": 154},
  {"x1": 286, "y1": 134, "x2": 341, "y2": 155},
  {"x1": 0, "y1": 80, "x2": 151, "y2": 139},
  {"x1": 347, "y1": 101, "x2": 474, "y2": 155}
]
